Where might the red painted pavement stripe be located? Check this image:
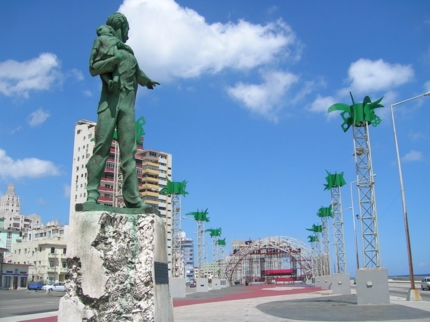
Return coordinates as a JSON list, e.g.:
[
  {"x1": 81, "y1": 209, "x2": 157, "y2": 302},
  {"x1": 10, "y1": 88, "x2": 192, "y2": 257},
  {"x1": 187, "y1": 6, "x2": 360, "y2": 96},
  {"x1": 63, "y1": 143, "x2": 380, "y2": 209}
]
[
  {"x1": 174, "y1": 285, "x2": 321, "y2": 307},
  {"x1": 20, "y1": 318, "x2": 57, "y2": 322}
]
